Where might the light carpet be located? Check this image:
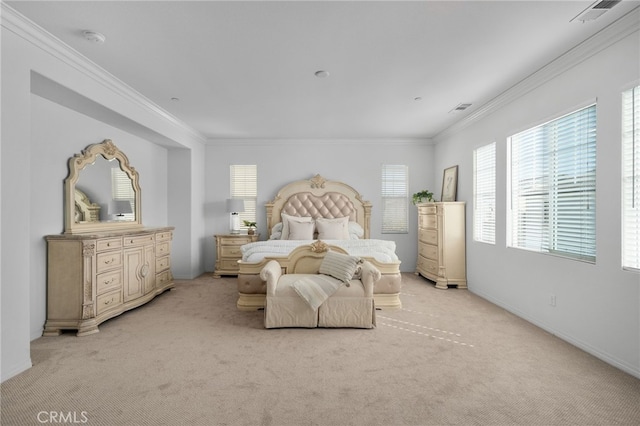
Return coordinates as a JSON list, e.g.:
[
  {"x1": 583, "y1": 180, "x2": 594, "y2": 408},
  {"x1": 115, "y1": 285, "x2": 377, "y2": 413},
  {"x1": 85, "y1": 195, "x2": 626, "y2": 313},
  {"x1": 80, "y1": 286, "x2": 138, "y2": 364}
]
[{"x1": 1, "y1": 273, "x2": 639, "y2": 426}]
